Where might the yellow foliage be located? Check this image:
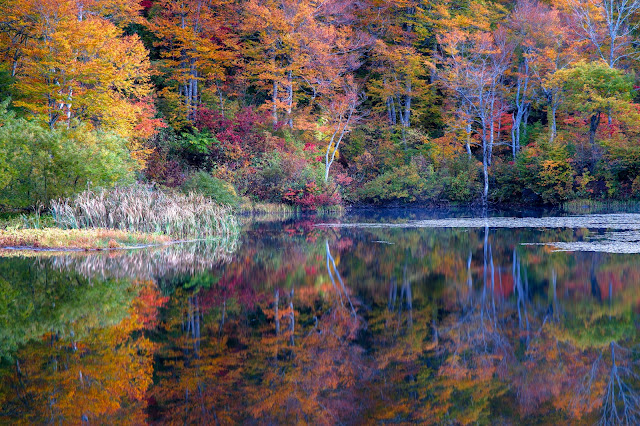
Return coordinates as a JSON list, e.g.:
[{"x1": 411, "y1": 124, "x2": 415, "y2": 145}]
[{"x1": 1, "y1": 0, "x2": 152, "y2": 137}]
